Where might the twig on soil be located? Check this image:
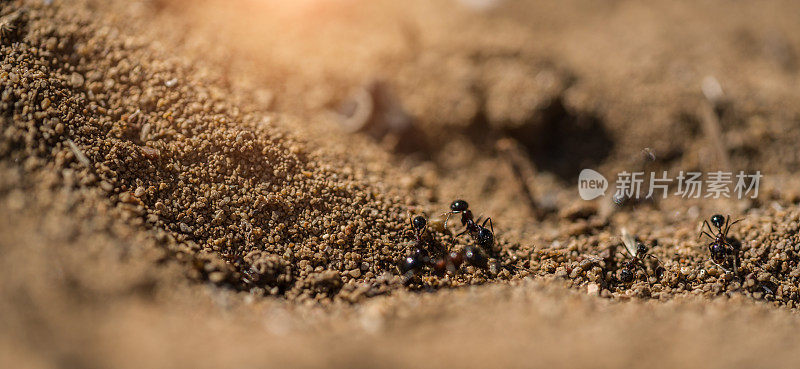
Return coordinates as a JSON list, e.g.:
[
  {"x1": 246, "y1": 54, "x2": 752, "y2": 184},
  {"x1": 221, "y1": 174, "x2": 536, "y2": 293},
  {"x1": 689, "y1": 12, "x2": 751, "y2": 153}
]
[
  {"x1": 66, "y1": 139, "x2": 91, "y2": 168},
  {"x1": 335, "y1": 86, "x2": 373, "y2": 133},
  {"x1": 699, "y1": 76, "x2": 731, "y2": 171},
  {"x1": 496, "y1": 137, "x2": 540, "y2": 219}
]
